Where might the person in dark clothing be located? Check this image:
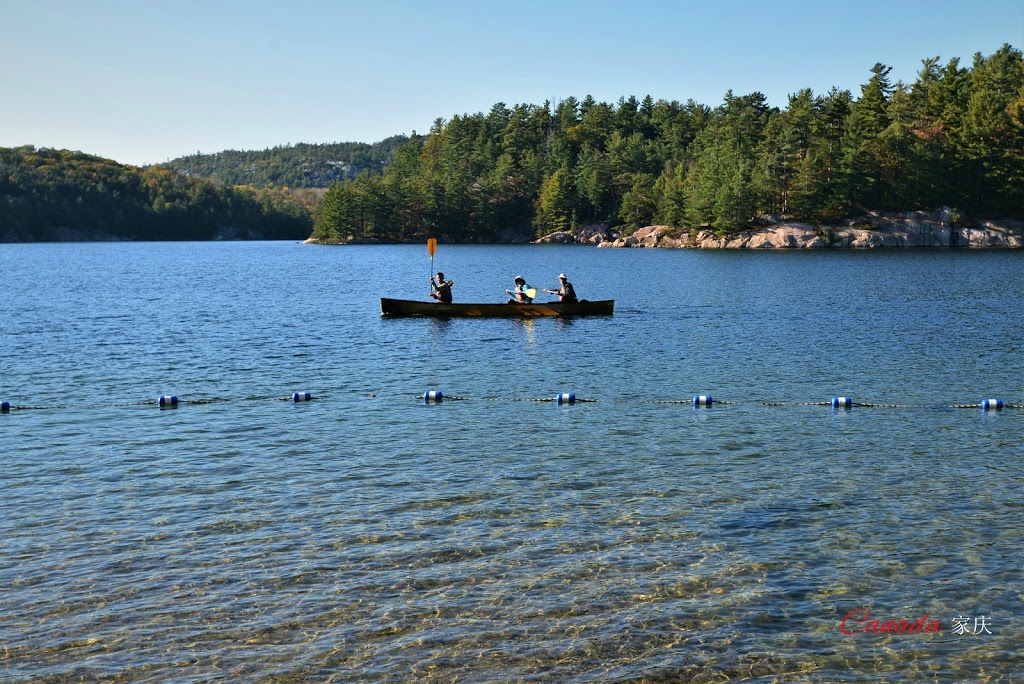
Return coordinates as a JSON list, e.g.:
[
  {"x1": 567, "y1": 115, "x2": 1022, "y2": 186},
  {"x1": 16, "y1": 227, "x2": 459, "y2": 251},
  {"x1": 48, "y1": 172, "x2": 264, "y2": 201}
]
[
  {"x1": 430, "y1": 272, "x2": 453, "y2": 303},
  {"x1": 544, "y1": 273, "x2": 578, "y2": 303}
]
